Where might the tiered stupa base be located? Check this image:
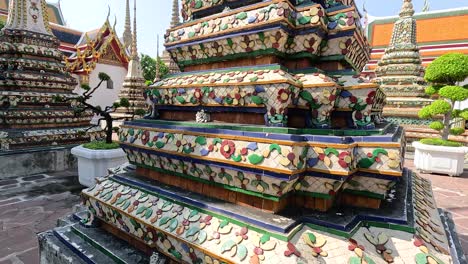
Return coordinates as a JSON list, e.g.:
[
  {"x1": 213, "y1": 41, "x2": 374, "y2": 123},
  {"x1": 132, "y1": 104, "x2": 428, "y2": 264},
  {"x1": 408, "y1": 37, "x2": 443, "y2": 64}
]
[{"x1": 39, "y1": 164, "x2": 465, "y2": 263}]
